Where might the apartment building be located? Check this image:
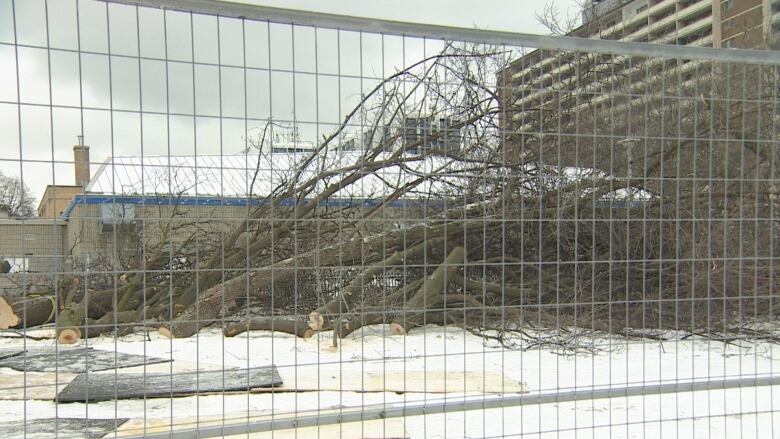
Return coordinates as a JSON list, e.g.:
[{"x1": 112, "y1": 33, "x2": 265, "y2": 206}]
[
  {"x1": 498, "y1": 0, "x2": 778, "y2": 153},
  {"x1": 580, "y1": 0, "x2": 779, "y2": 48},
  {"x1": 494, "y1": 0, "x2": 779, "y2": 215}
]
